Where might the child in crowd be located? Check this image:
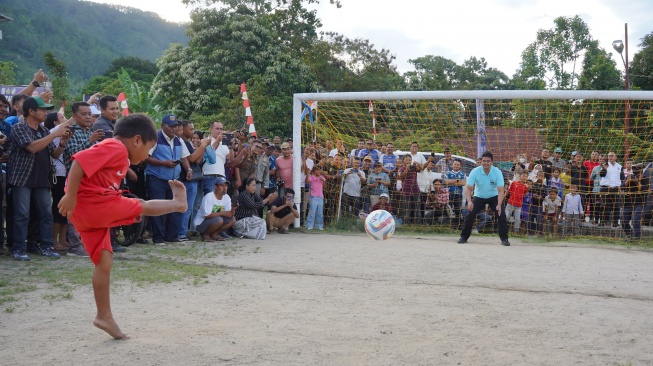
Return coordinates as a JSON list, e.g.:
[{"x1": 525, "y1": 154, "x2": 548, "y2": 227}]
[
  {"x1": 542, "y1": 187, "x2": 562, "y2": 236},
  {"x1": 549, "y1": 168, "x2": 564, "y2": 200},
  {"x1": 562, "y1": 184, "x2": 584, "y2": 236},
  {"x1": 58, "y1": 114, "x2": 188, "y2": 340},
  {"x1": 505, "y1": 172, "x2": 529, "y2": 233},
  {"x1": 306, "y1": 165, "x2": 326, "y2": 230}
]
